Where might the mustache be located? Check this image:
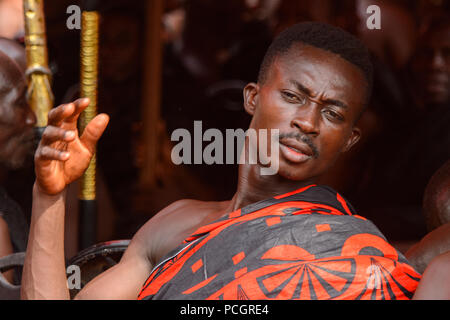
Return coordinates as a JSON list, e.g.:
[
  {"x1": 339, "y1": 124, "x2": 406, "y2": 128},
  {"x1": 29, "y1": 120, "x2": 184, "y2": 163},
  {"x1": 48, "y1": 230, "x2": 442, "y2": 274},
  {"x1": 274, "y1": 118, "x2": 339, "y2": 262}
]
[
  {"x1": 19, "y1": 129, "x2": 39, "y2": 156},
  {"x1": 278, "y1": 131, "x2": 319, "y2": 158}
]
